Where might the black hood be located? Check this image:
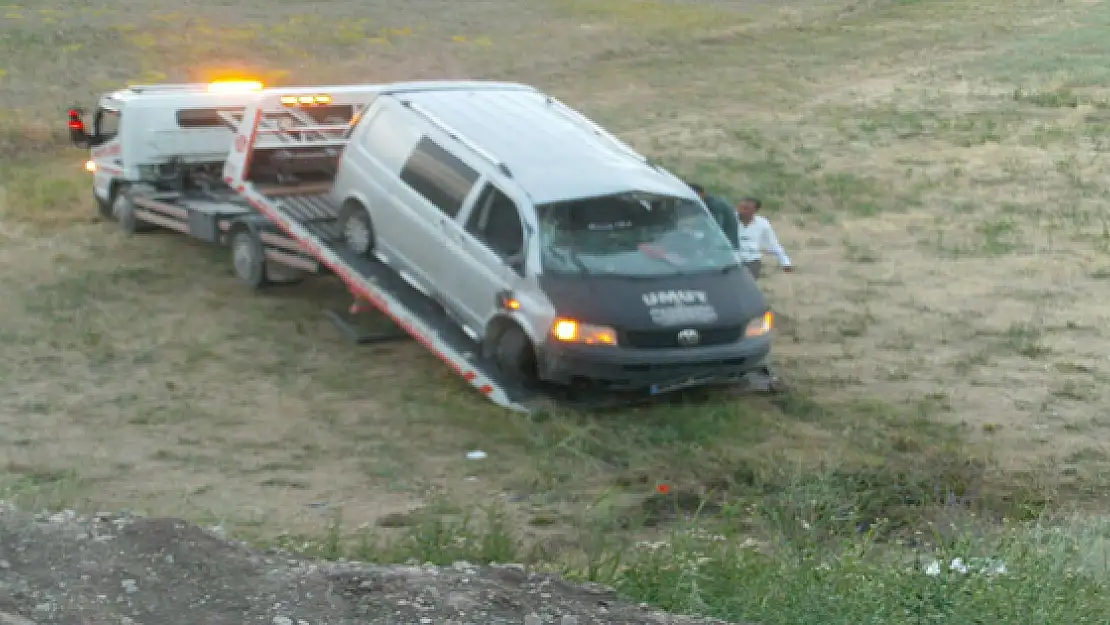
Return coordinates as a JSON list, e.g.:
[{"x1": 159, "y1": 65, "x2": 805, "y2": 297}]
[{"x1": 538, "y1": 268, "x2": 766, "y2": 331}]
